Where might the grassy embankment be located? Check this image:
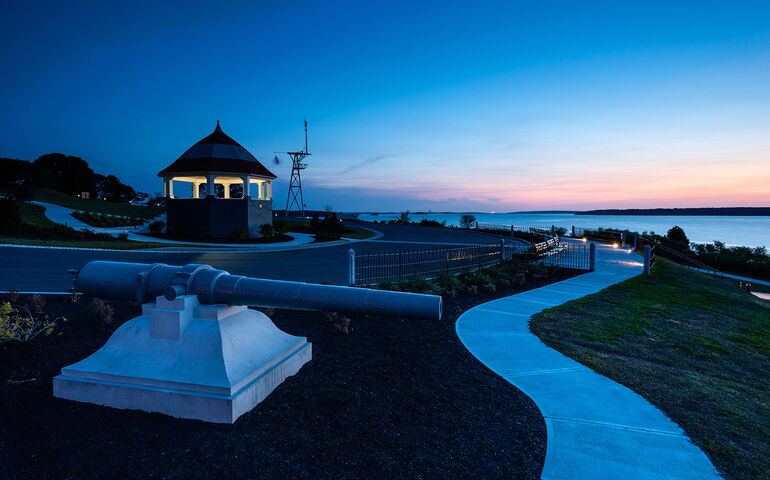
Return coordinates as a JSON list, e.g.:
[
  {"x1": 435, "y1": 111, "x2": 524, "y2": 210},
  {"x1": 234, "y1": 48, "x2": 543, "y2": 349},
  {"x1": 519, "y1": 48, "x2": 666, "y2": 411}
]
[
  {"x1": 34, "y1": 193, "x2": 162, "y2": 218},
  {"x1": 278, "y1": 217, "x2": 376, "y2": 240},
  {"x1": 2, "y1": 203, "x2": 183, "y2": 250},
  {"x1": 531, "y1": 259, "x2": 769, "y2": 480}
]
